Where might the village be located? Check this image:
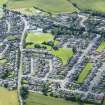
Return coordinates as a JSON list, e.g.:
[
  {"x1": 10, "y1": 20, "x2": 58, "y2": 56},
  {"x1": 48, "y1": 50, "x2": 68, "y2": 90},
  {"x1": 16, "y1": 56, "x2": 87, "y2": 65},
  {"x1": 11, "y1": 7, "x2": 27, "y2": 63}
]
[{"x1": 0, "y1": 8, "x2": 105, "y2": 105}]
